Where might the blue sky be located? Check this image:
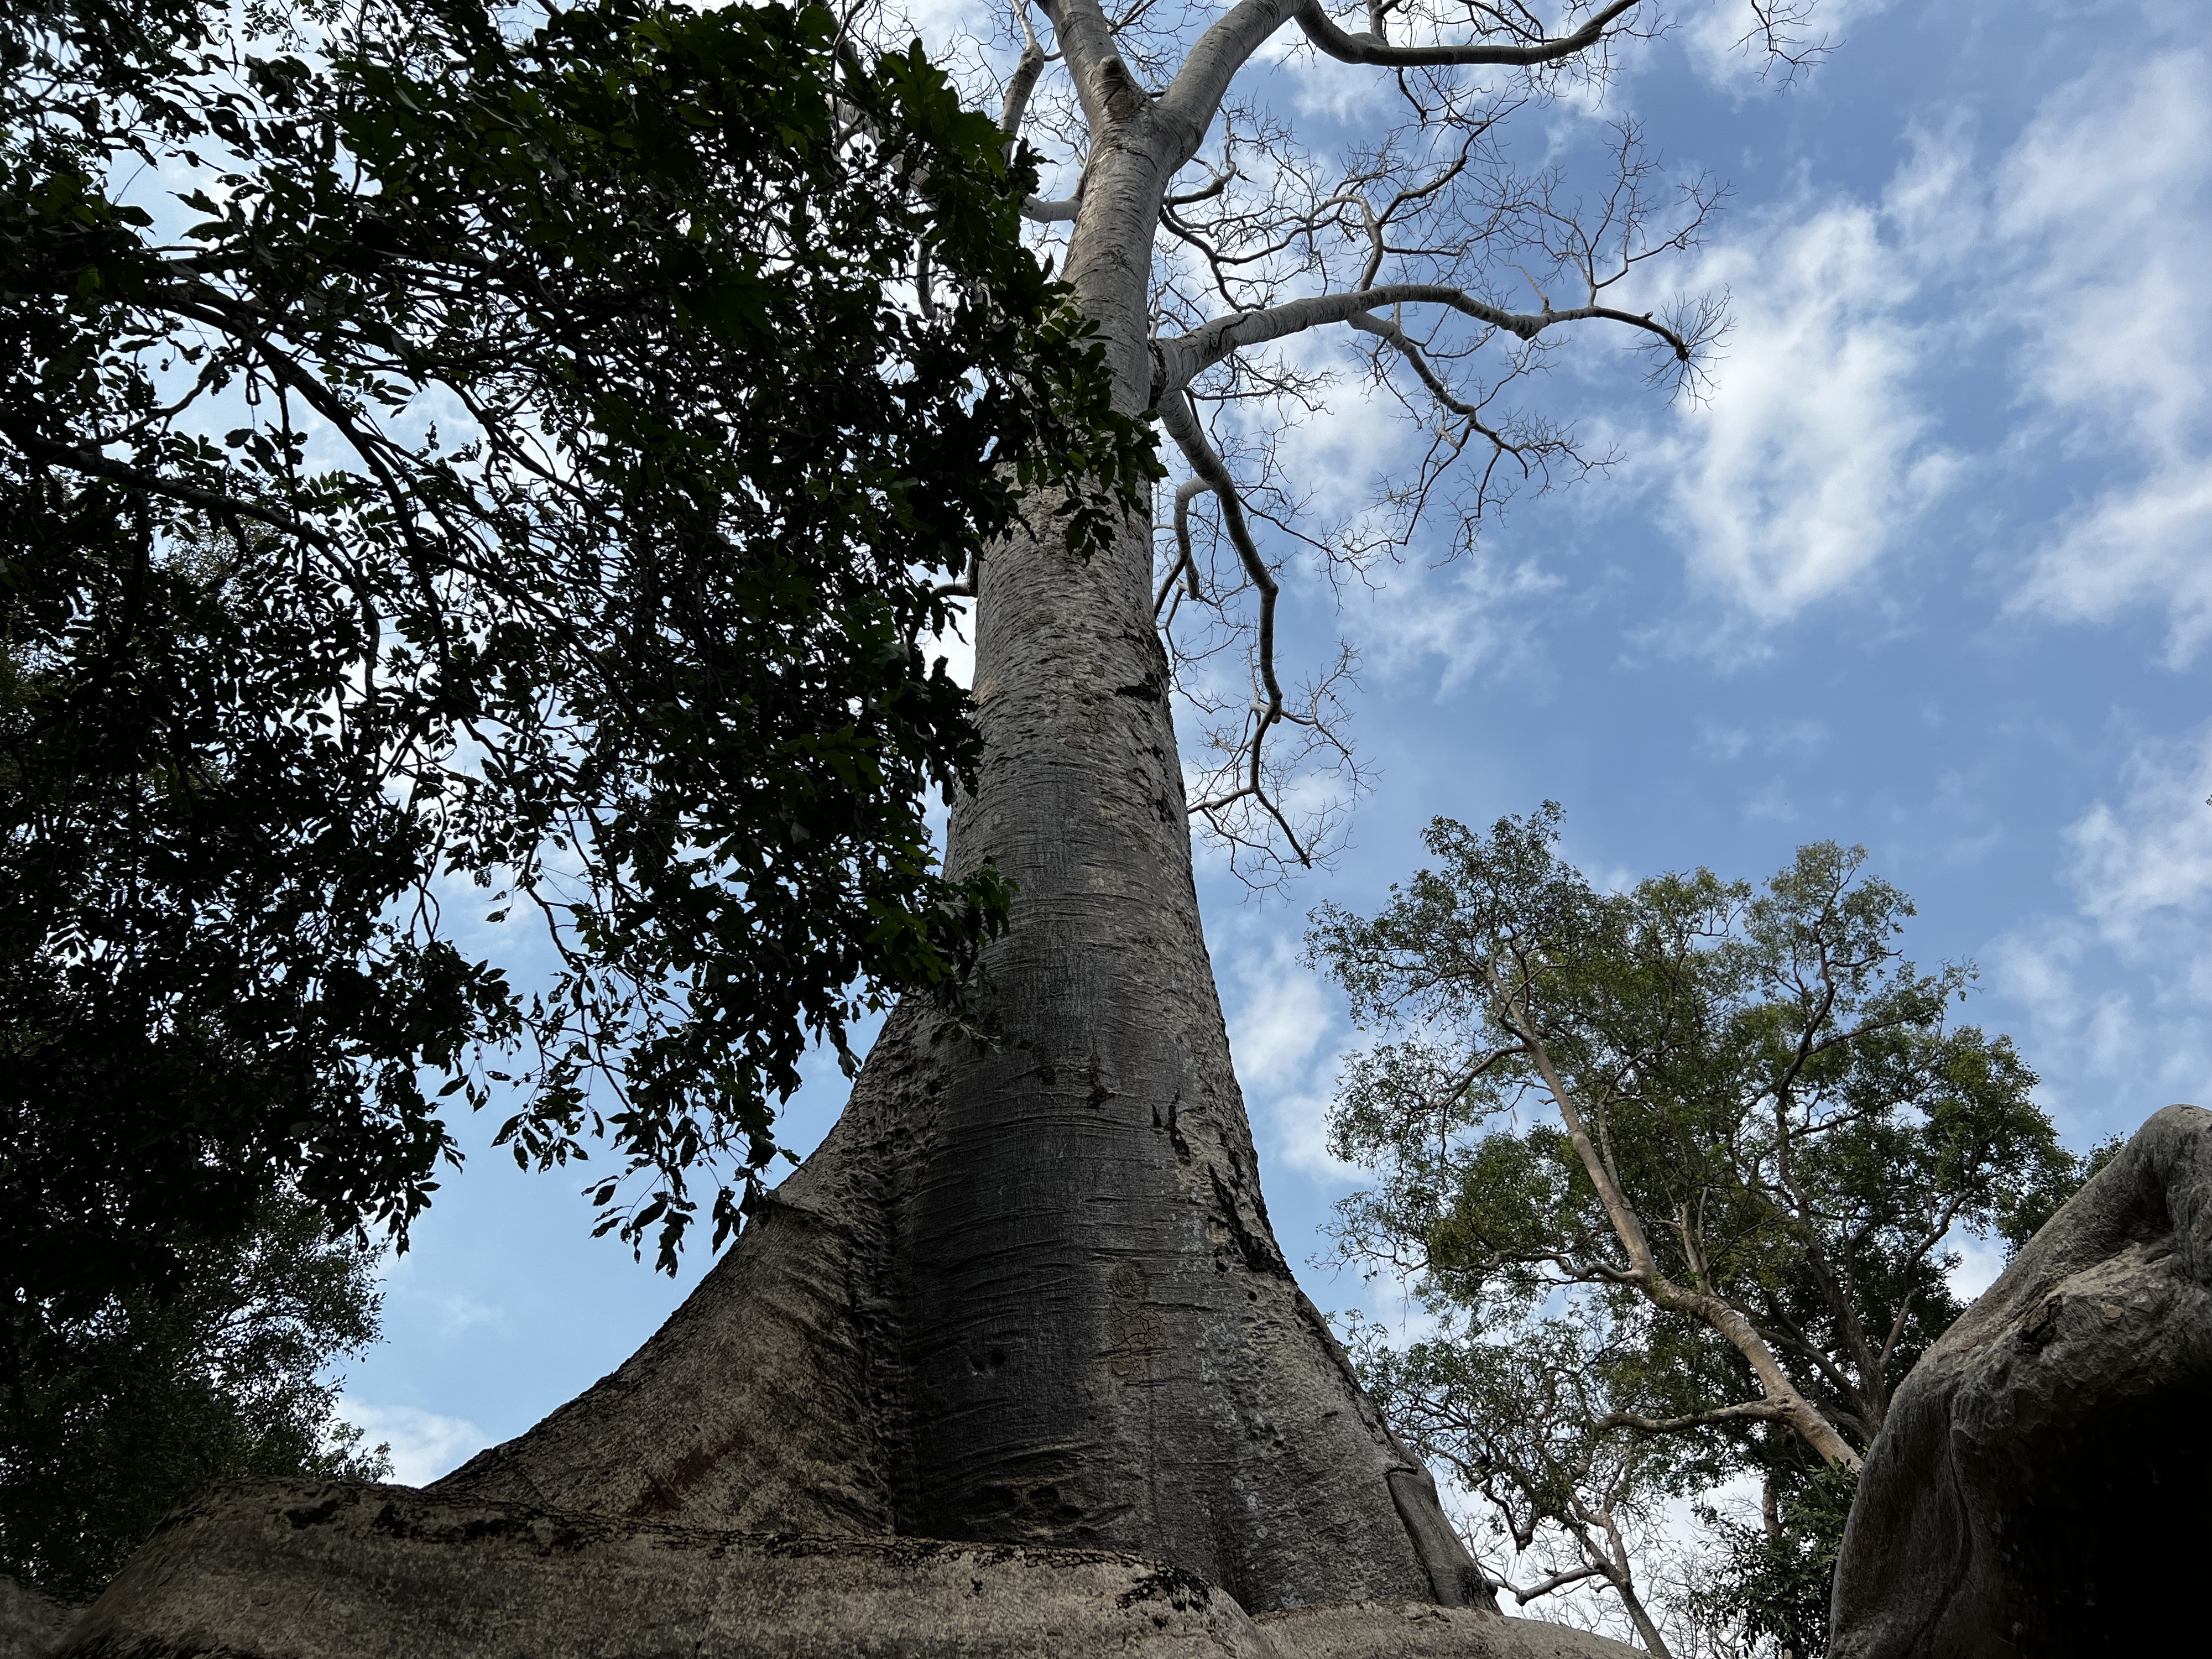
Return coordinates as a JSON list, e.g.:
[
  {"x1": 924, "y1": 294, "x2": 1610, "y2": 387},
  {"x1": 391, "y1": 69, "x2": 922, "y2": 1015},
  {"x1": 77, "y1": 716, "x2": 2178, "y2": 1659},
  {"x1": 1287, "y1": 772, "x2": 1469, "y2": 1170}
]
[{"x1": 338, "y1": 0, "x2": 2212, "y2": 1485}]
